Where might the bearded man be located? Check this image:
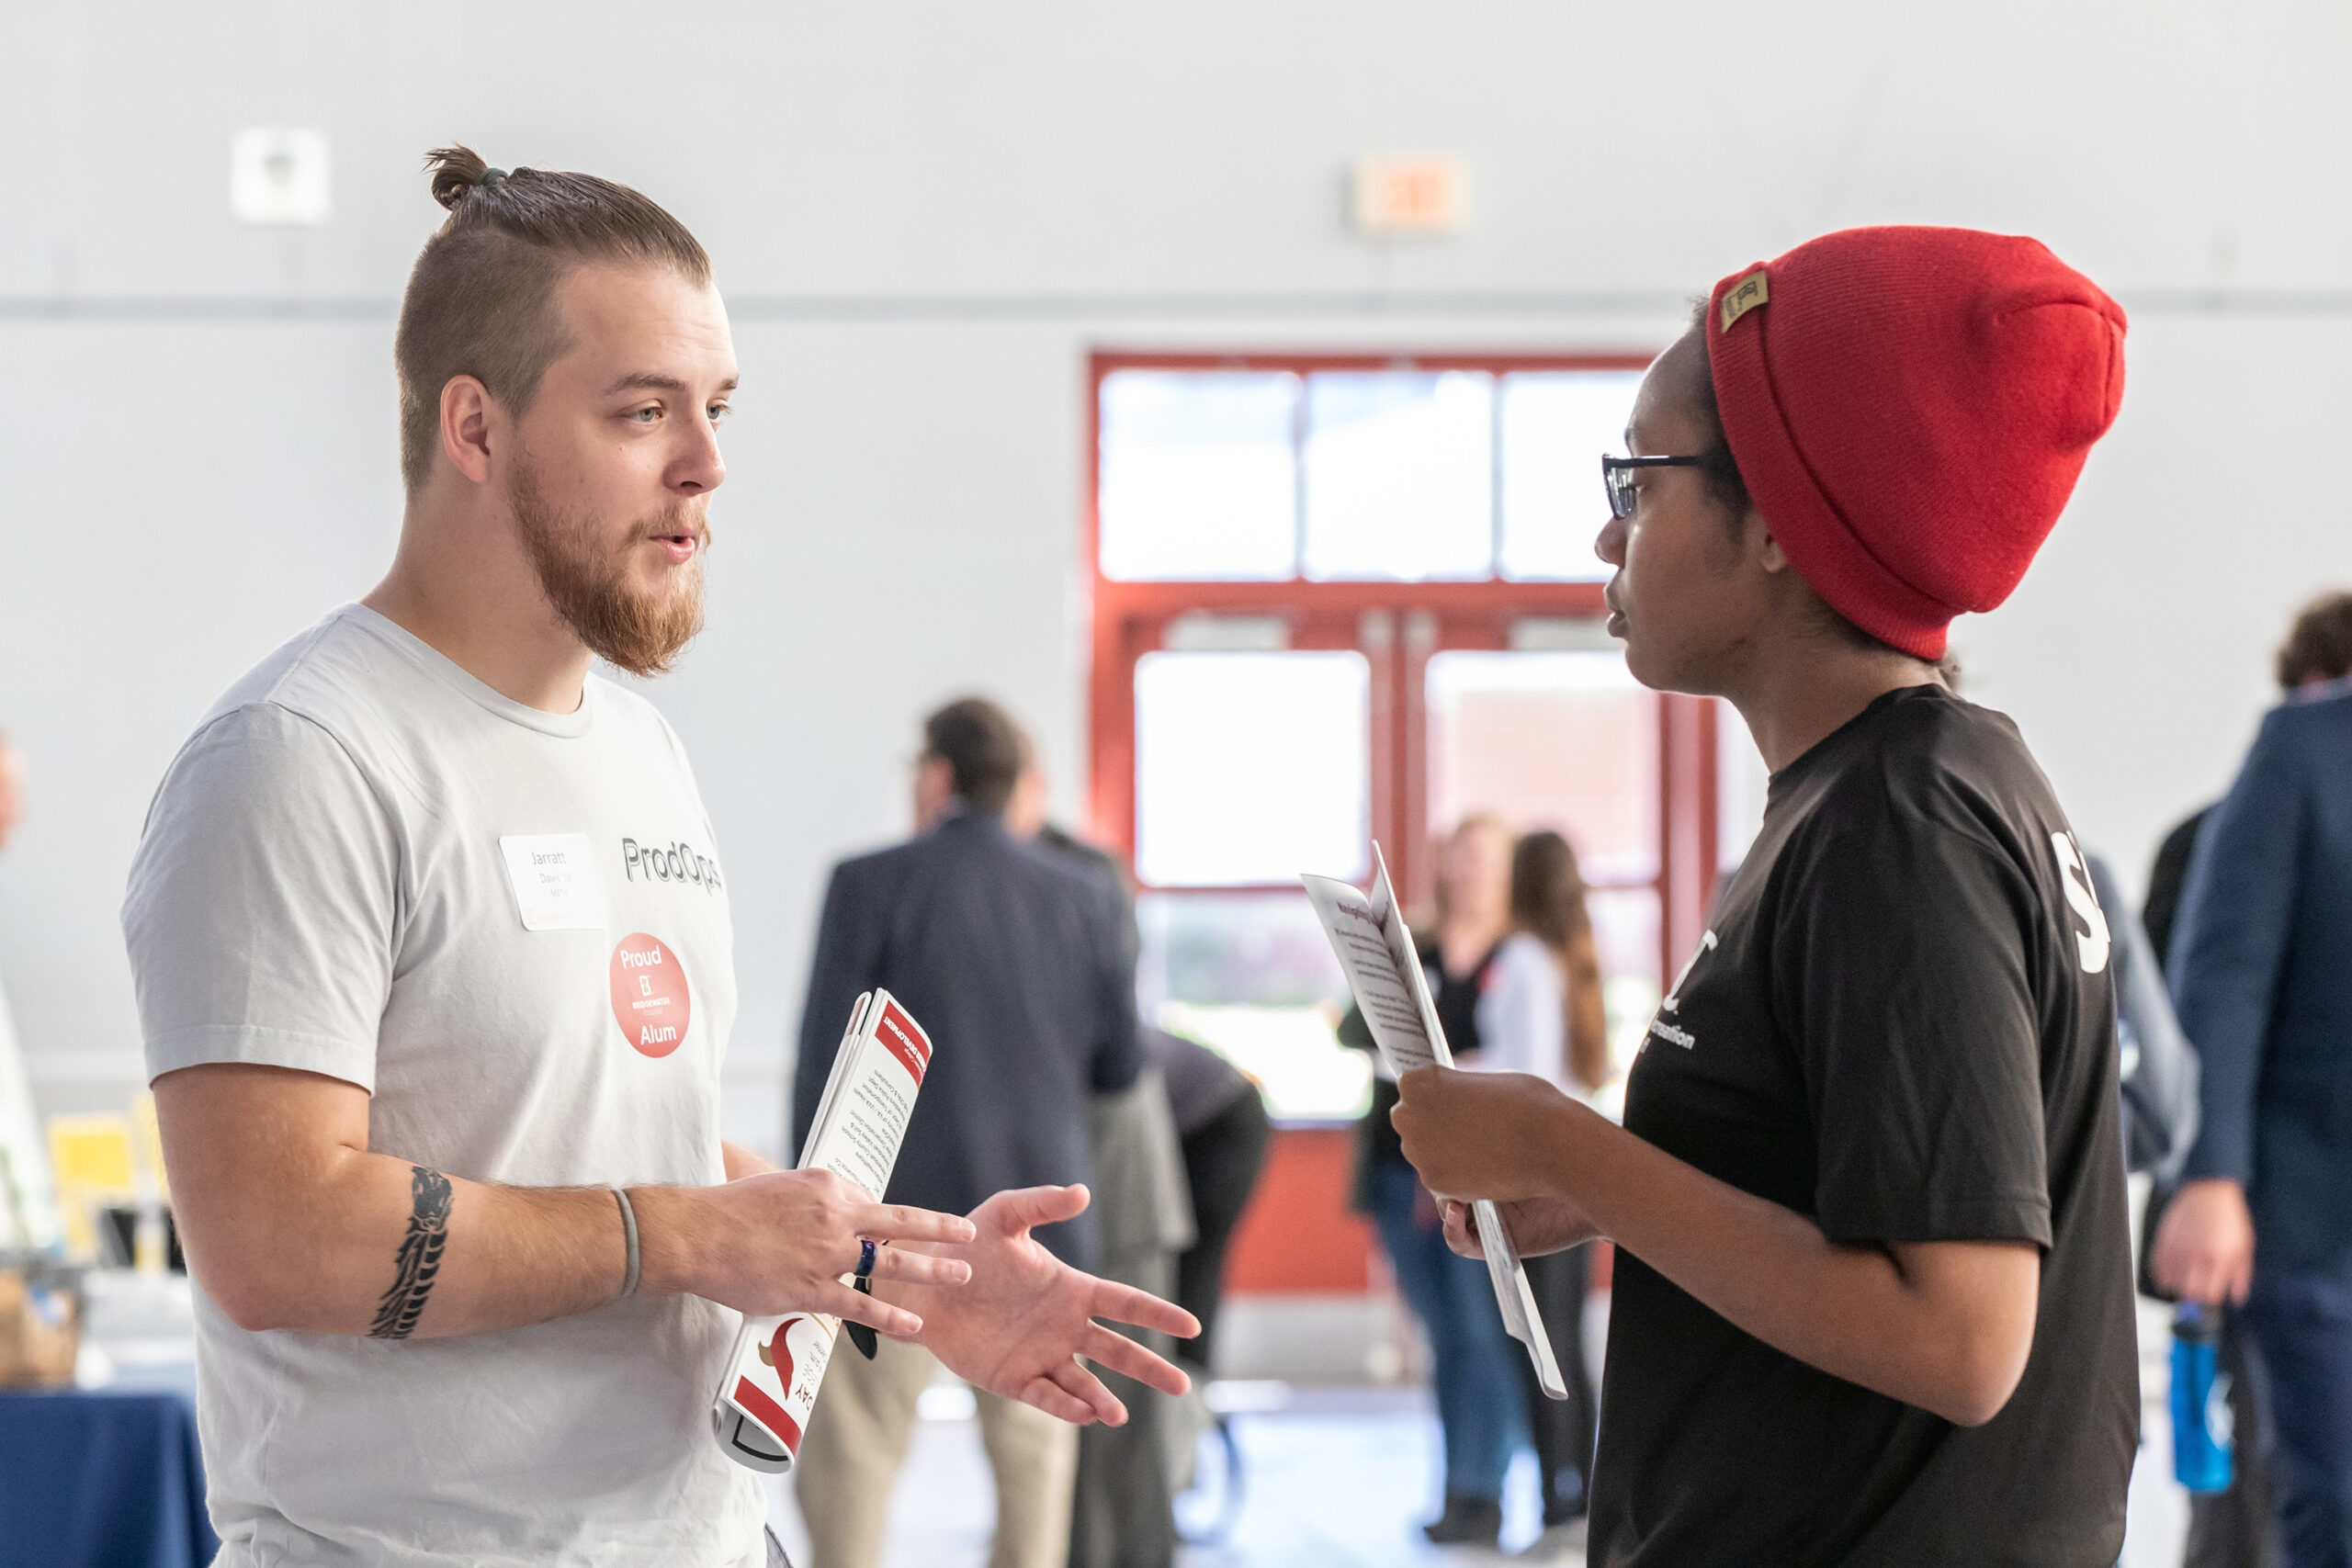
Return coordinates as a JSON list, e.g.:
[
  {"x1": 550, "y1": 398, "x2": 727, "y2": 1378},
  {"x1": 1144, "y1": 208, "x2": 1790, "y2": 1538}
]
[{"x1": 119, "y1": 147, "x2": 1193, "y2": 1568}]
